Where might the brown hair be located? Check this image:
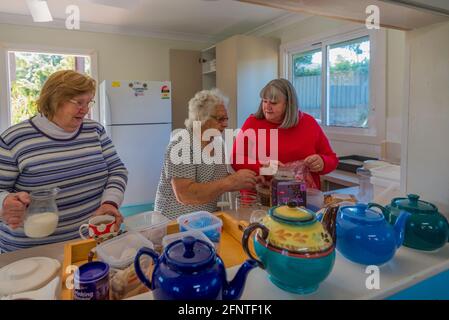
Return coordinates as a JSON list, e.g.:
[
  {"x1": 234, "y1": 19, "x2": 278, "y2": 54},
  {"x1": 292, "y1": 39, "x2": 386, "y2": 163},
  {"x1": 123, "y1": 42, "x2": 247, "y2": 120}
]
[
  {"x1": 254, "y1": 78, "x2": 300, "y2": 128},
  {"x1": 37, "y1": 70, "x2": 96, "y2": 119}
]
